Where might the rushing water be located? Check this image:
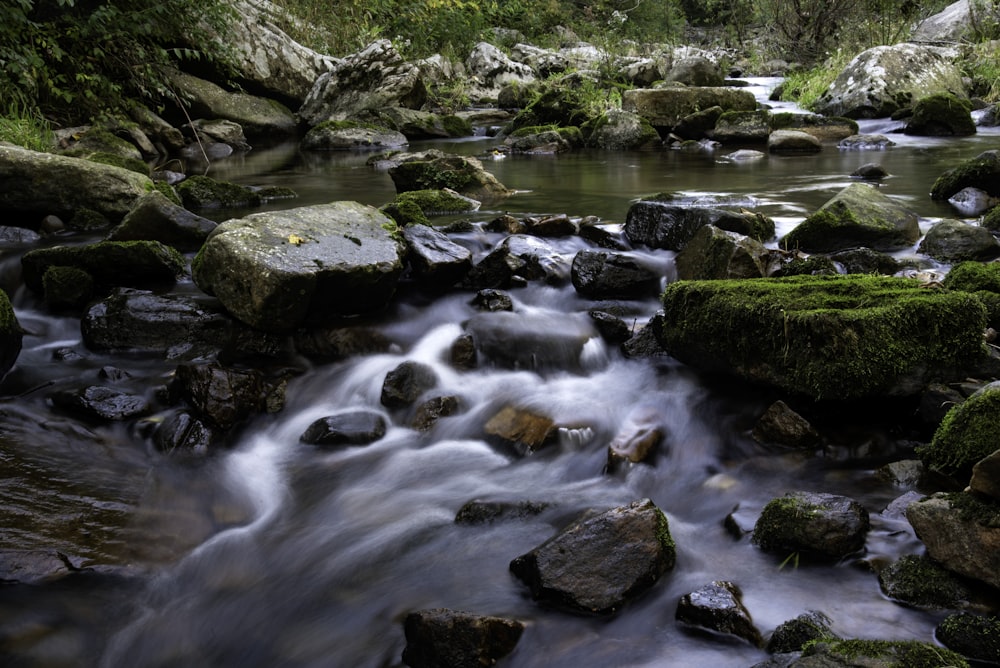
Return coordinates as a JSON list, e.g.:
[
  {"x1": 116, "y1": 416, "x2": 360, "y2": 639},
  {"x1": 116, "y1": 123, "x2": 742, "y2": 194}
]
[{"x1": 2, "y1": 80, "x2": 1000, "y2": 667}]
